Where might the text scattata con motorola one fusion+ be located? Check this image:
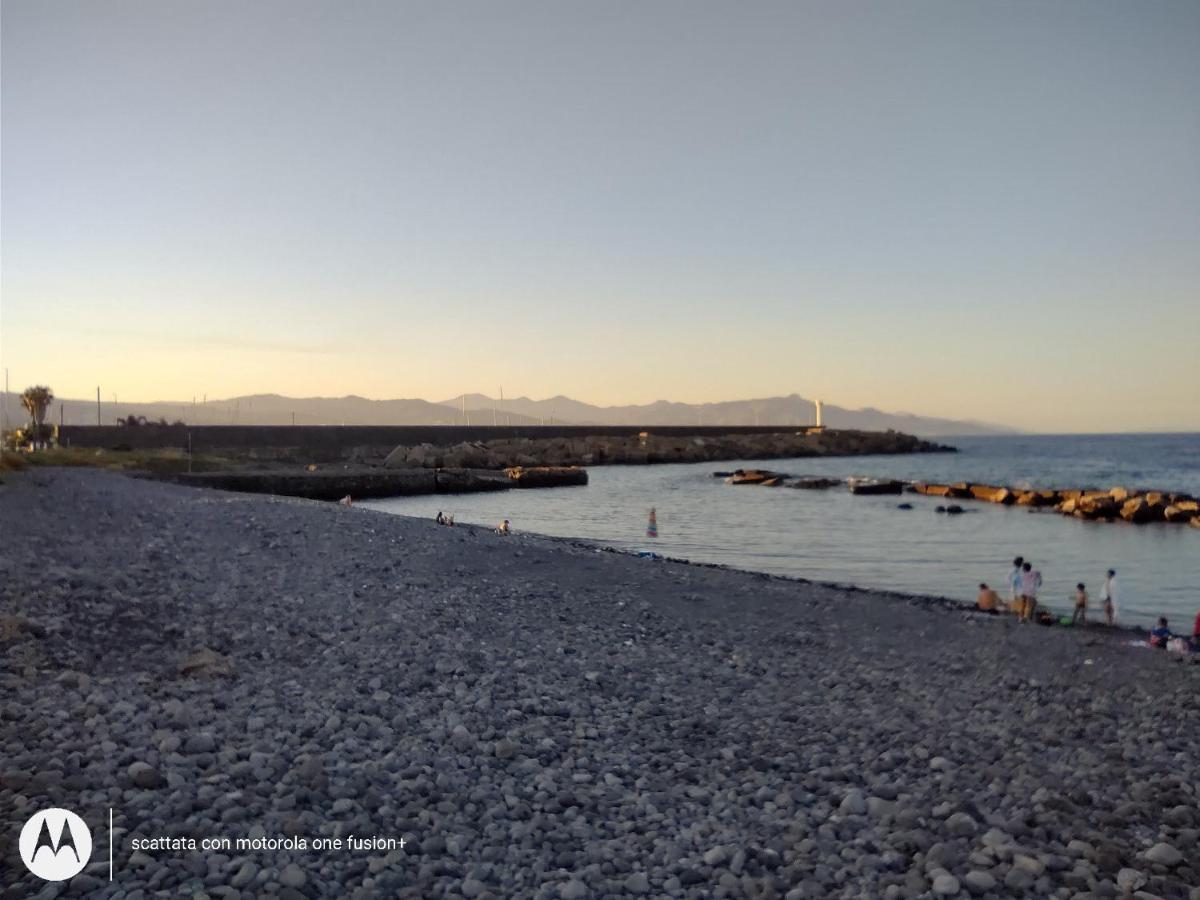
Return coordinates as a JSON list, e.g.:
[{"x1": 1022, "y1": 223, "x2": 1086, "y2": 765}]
[{"x1": 130, "y1": 834, "x2": 406, "y2": 853}]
